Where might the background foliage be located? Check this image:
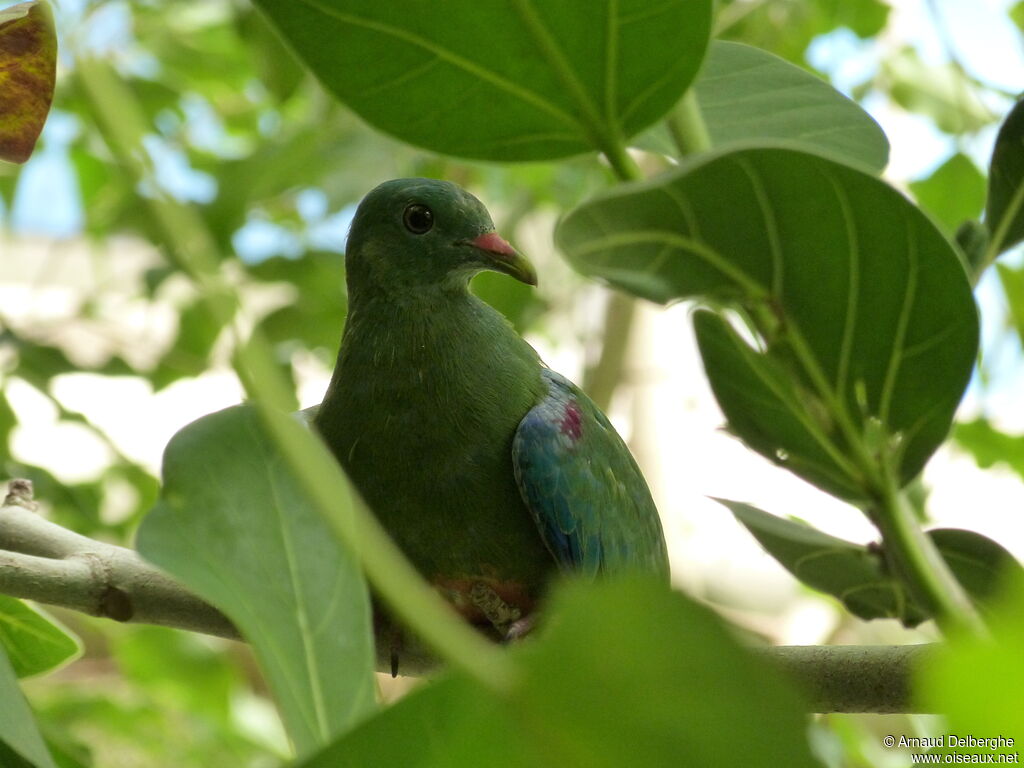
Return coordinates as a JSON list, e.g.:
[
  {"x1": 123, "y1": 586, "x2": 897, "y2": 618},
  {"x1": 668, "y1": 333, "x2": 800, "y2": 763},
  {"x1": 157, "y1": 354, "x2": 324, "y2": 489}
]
[{"x1": 2, "y1": 0, "x2": 1024, "y2": 766}]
